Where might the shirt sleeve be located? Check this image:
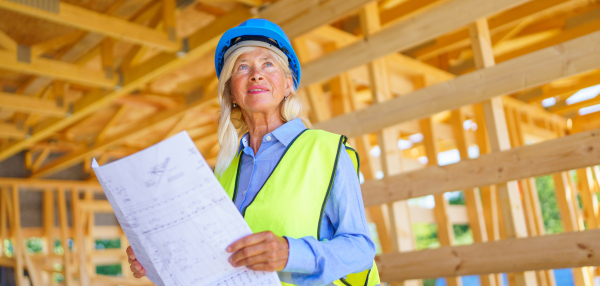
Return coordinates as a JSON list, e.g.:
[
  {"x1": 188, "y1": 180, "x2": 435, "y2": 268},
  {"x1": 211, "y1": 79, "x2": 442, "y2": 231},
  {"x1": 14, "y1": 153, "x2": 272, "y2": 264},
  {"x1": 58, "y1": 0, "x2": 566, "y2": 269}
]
[{"x1": 282, "y1": 145, "x2": 376, "y2": 285}]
